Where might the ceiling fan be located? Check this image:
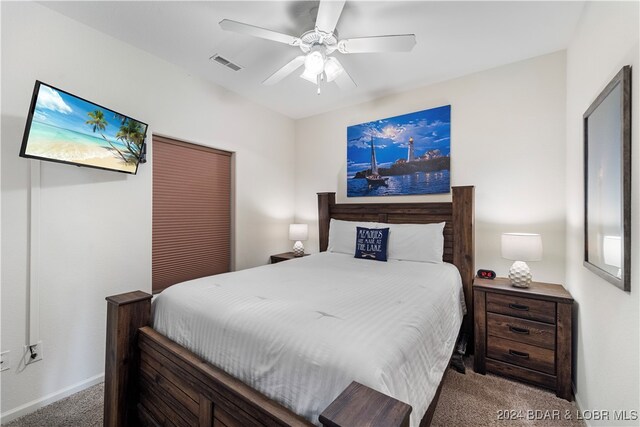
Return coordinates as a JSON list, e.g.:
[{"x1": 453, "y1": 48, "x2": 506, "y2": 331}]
[{"x1": 219, "y1": 0, "x2": 416, "y2": 94}]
